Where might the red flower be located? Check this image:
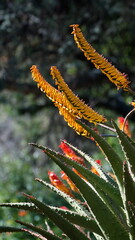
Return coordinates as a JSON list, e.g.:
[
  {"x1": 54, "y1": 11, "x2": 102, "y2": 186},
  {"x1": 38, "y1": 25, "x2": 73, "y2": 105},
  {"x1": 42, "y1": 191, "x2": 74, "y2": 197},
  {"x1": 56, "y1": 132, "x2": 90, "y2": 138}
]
[
  {"x1": 48, "y1": 171, "x2": 74, "y2": 197},
  {"x1": 118, "y1": 117, "x2": 131, "y2": 137},
  {"x1": 61, "y1": 171, "x2": 79, "y2": 193},
  {"x1": 60, "y1": 206, "x2": 69, "y2": 210},
  {"x1": 59, "y1": 141, "x2": 85, "y2": 166},
  {"x1": 91, "y1": 160, "x2": 101, "y2": 176}
]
